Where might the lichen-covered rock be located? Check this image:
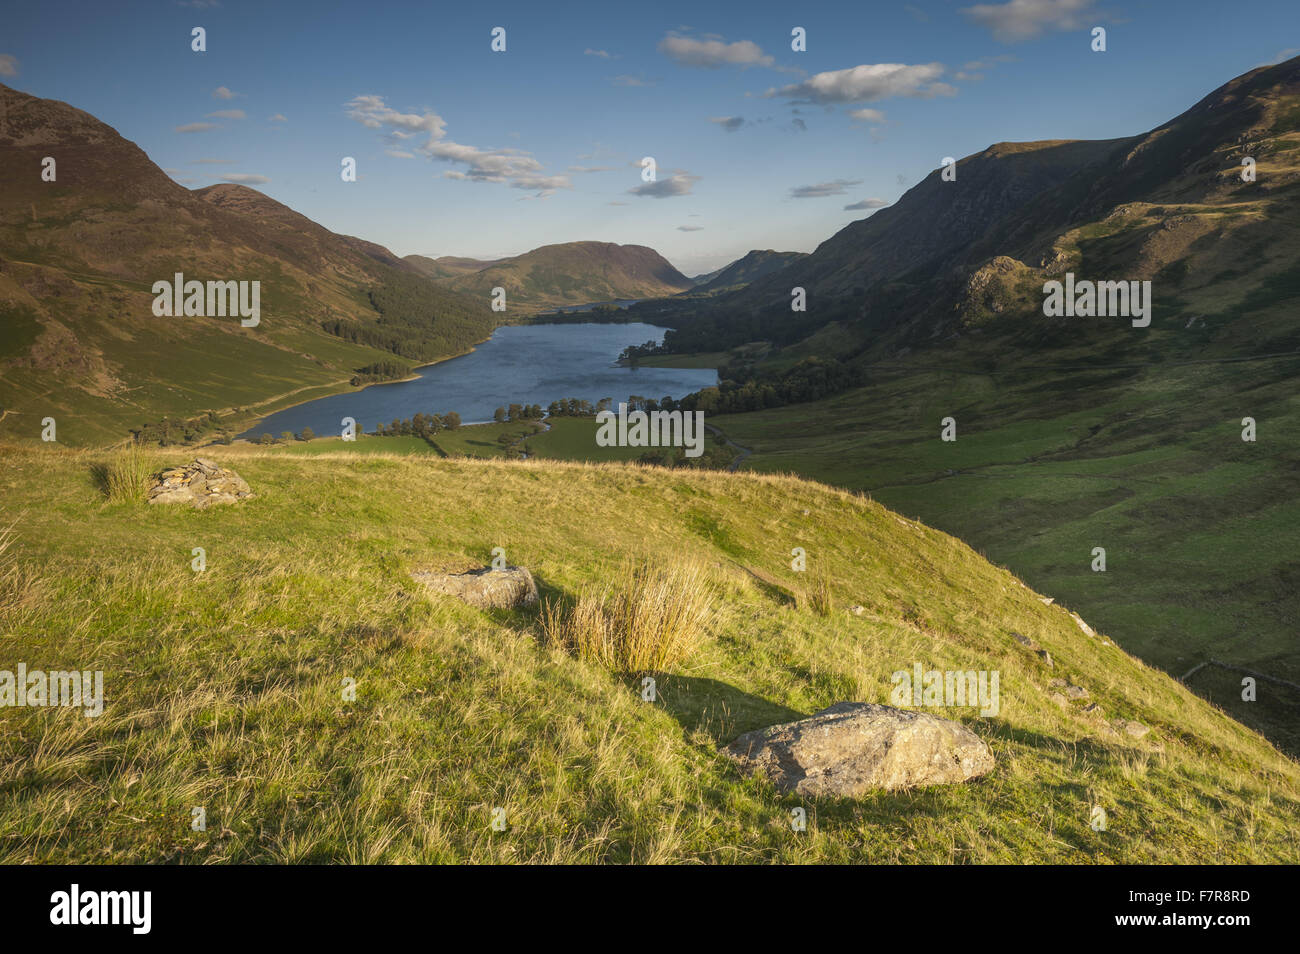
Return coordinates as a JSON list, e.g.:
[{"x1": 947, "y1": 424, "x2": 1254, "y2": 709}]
[
  {"x1": 412, "y1": 565, "x2": 539, "y2": 610},
  {"x1": 723, "y1": 702, "x2": 994, "y2": 796},
  {"x1": 147, "y1": 458, "x2": 252, "y2": 508}
]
